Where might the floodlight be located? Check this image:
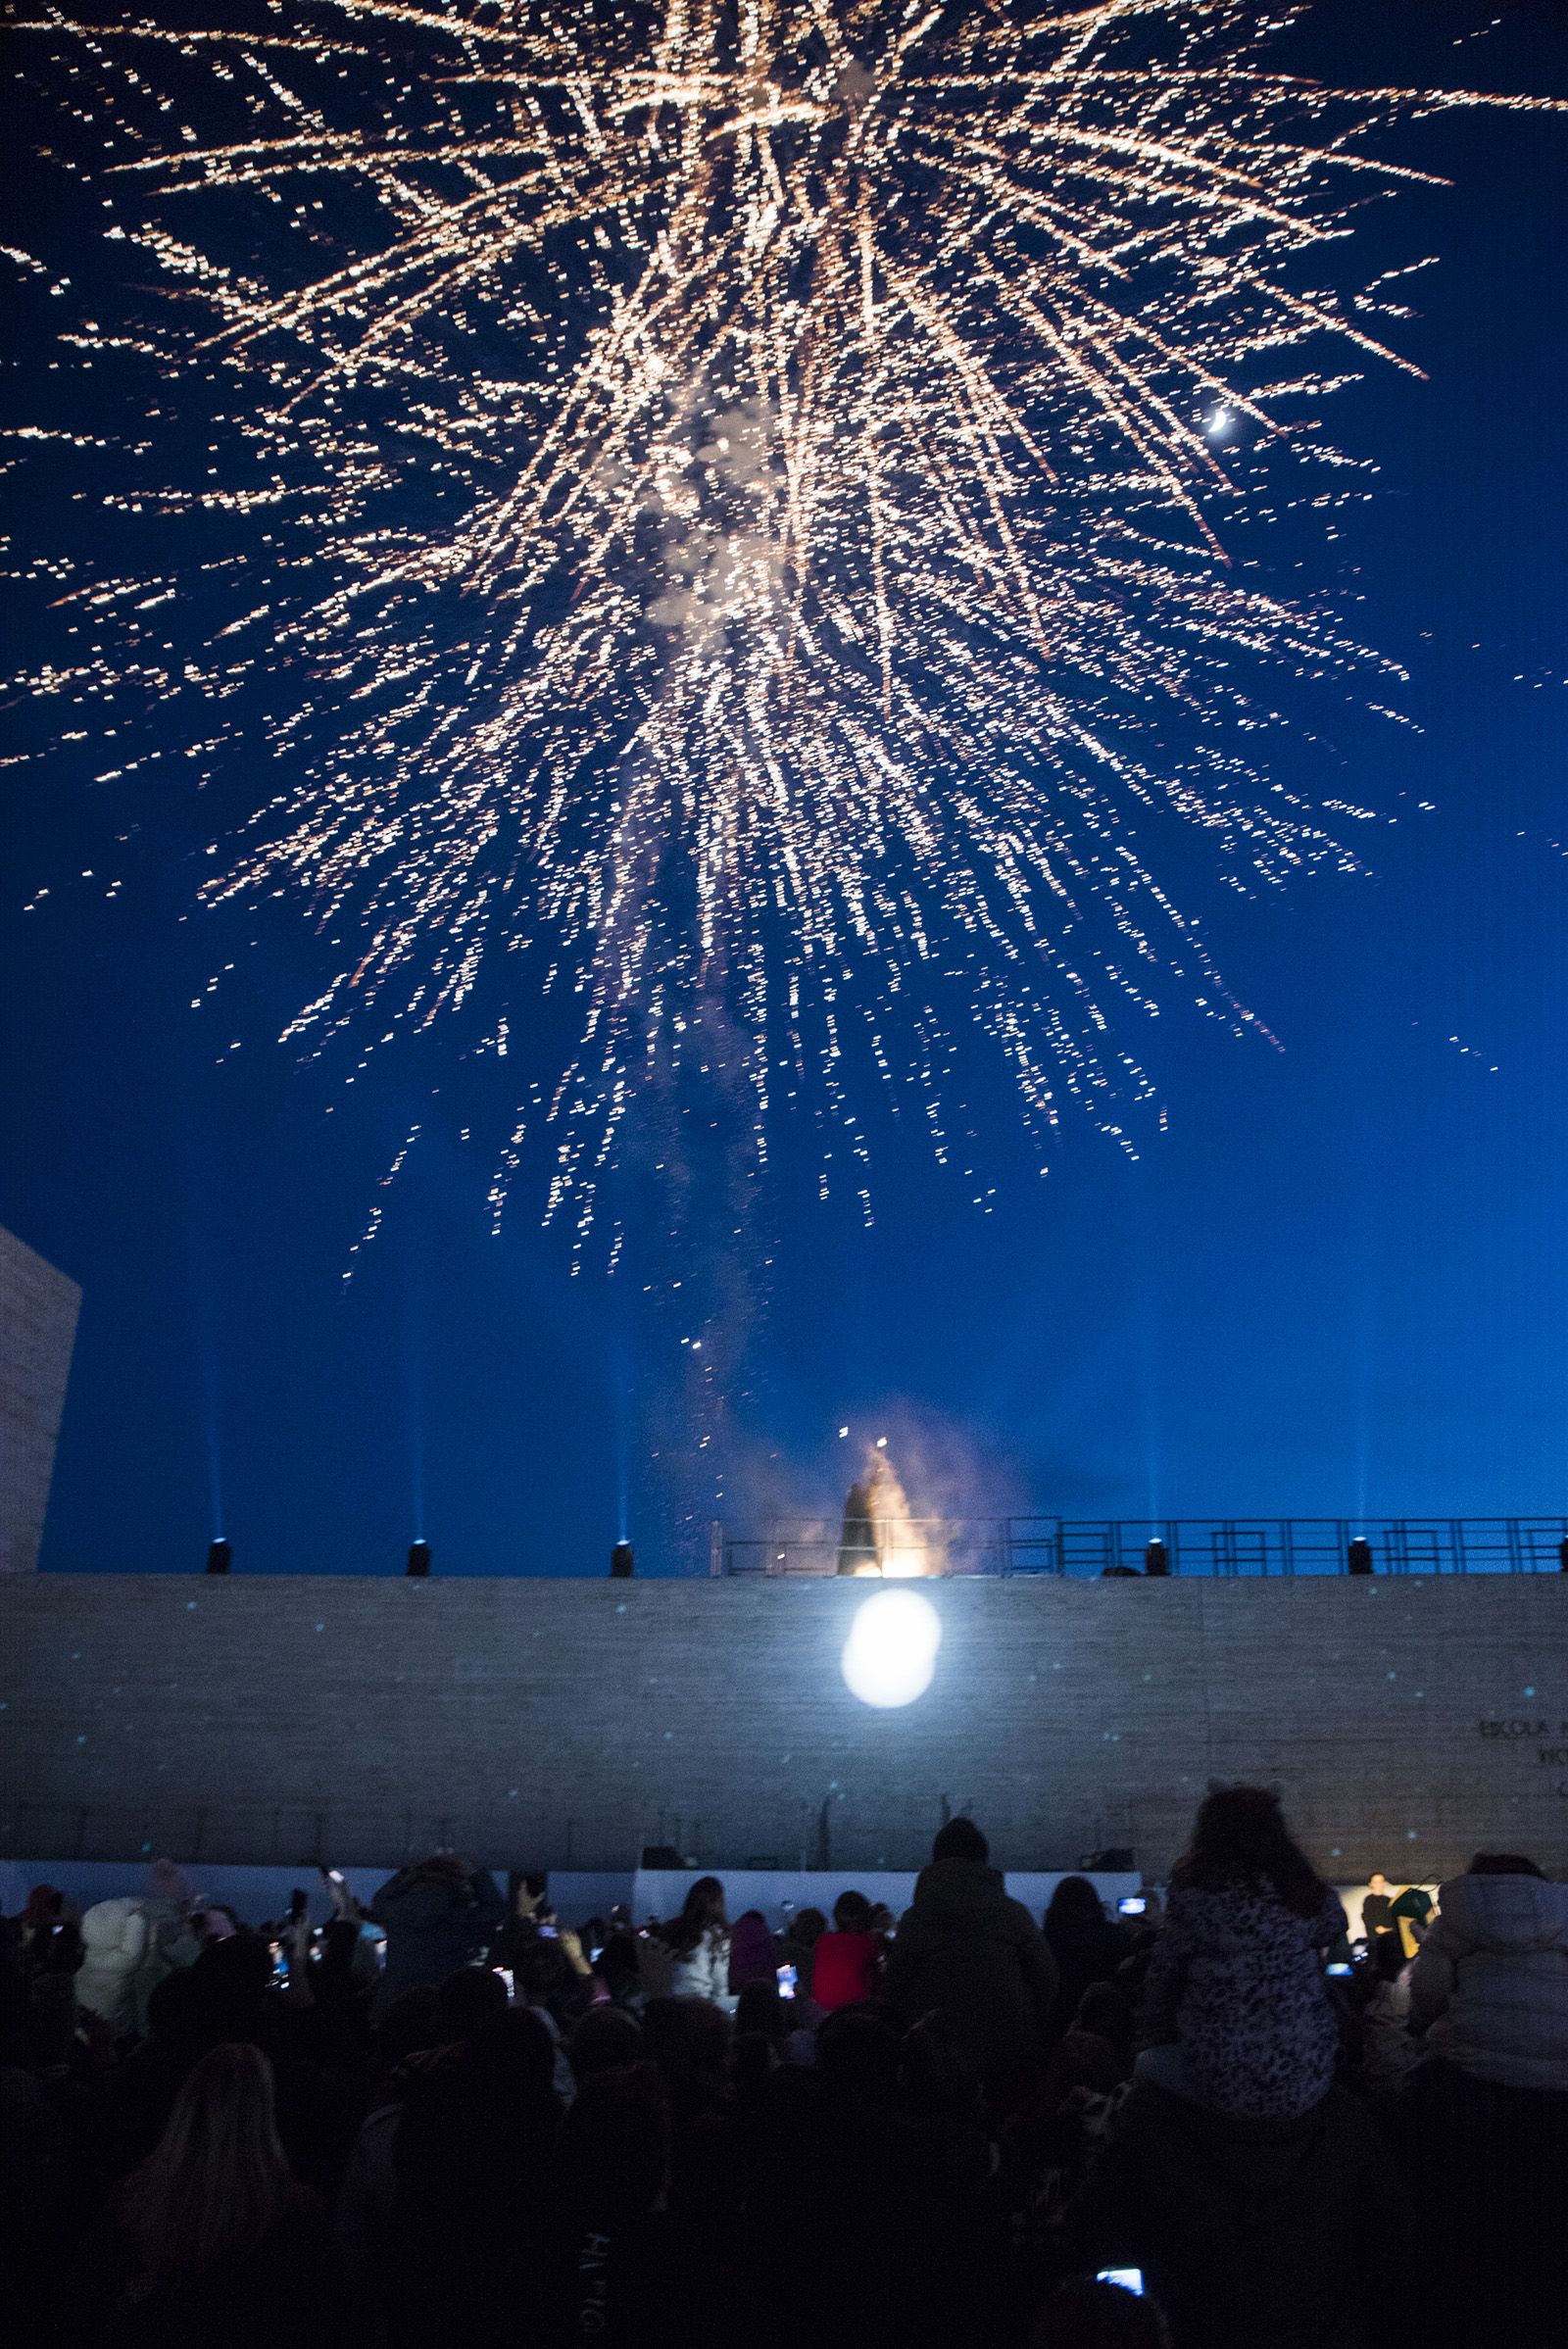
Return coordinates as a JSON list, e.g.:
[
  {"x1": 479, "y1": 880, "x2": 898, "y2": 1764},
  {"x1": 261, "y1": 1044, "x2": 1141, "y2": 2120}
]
[{"x1": 841, "y1": 1588, "x2": 942, "y2": 1709}]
